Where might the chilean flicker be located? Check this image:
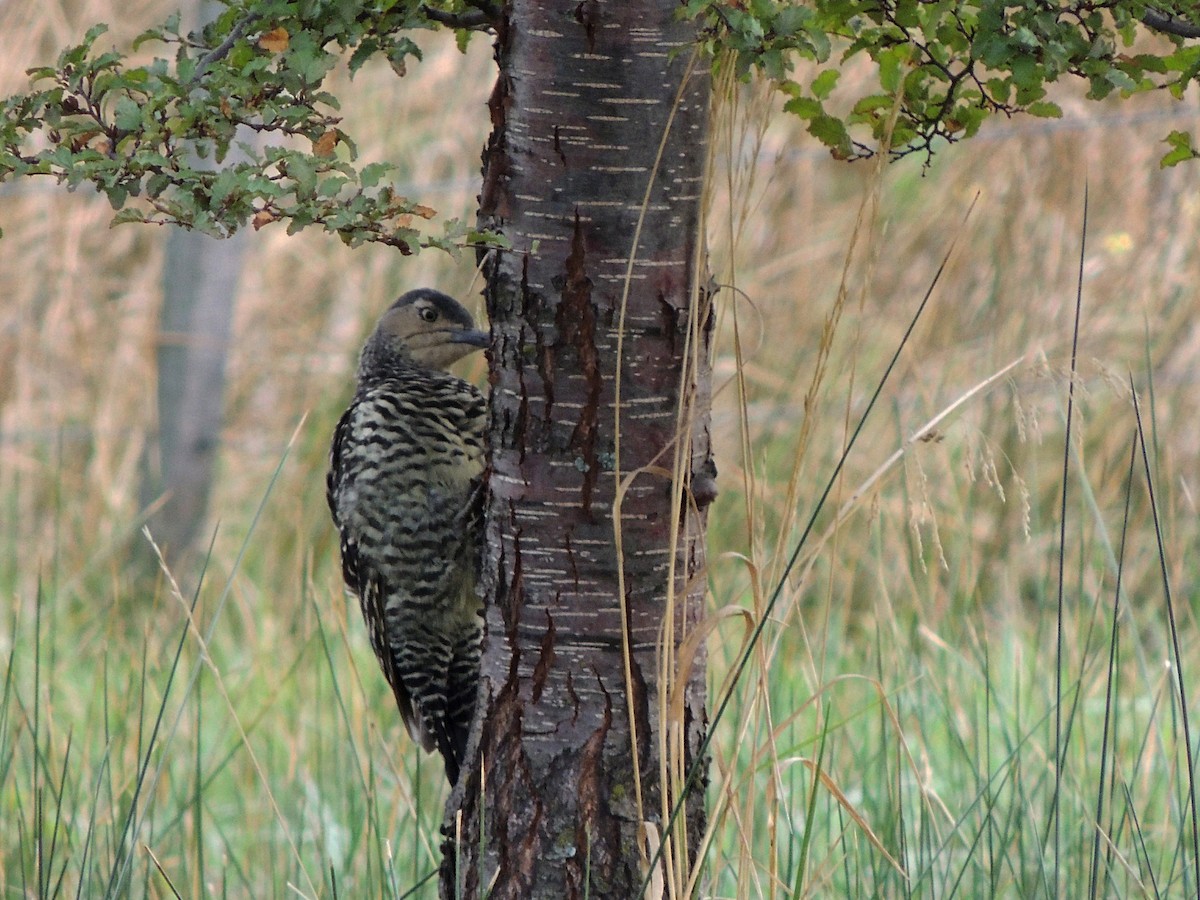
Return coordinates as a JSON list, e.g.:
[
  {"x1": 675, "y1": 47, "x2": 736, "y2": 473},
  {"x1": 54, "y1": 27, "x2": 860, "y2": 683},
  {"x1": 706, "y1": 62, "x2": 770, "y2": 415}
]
[{"x1": 327, "y1": 288, "x2": 488, "y2": 784}]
